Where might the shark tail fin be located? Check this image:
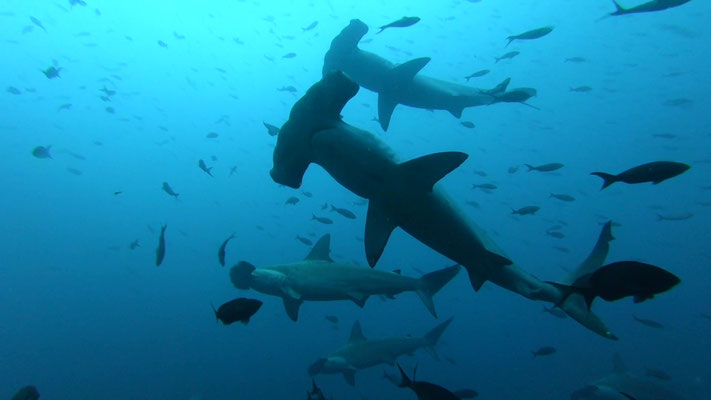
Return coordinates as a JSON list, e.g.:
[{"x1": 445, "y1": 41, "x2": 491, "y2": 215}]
[
  {"x1": 396, "y1": 363, "x2": 412, "y2": 388},
  {"x1": 611, "y1": 0, "x2": 626, "y2": 14},
  {"x1": 378, "y1": 57, "x2": 431, "y2": 131},
  {"x1": 416, "y1": 264, "x2": 461, "y2": 317},
  {"x1": 424, "y1": 317, "x2": 453, "y2": 353},
  {"x1": 590, "y1": 172, "x2": 618, "y2": 190}
]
